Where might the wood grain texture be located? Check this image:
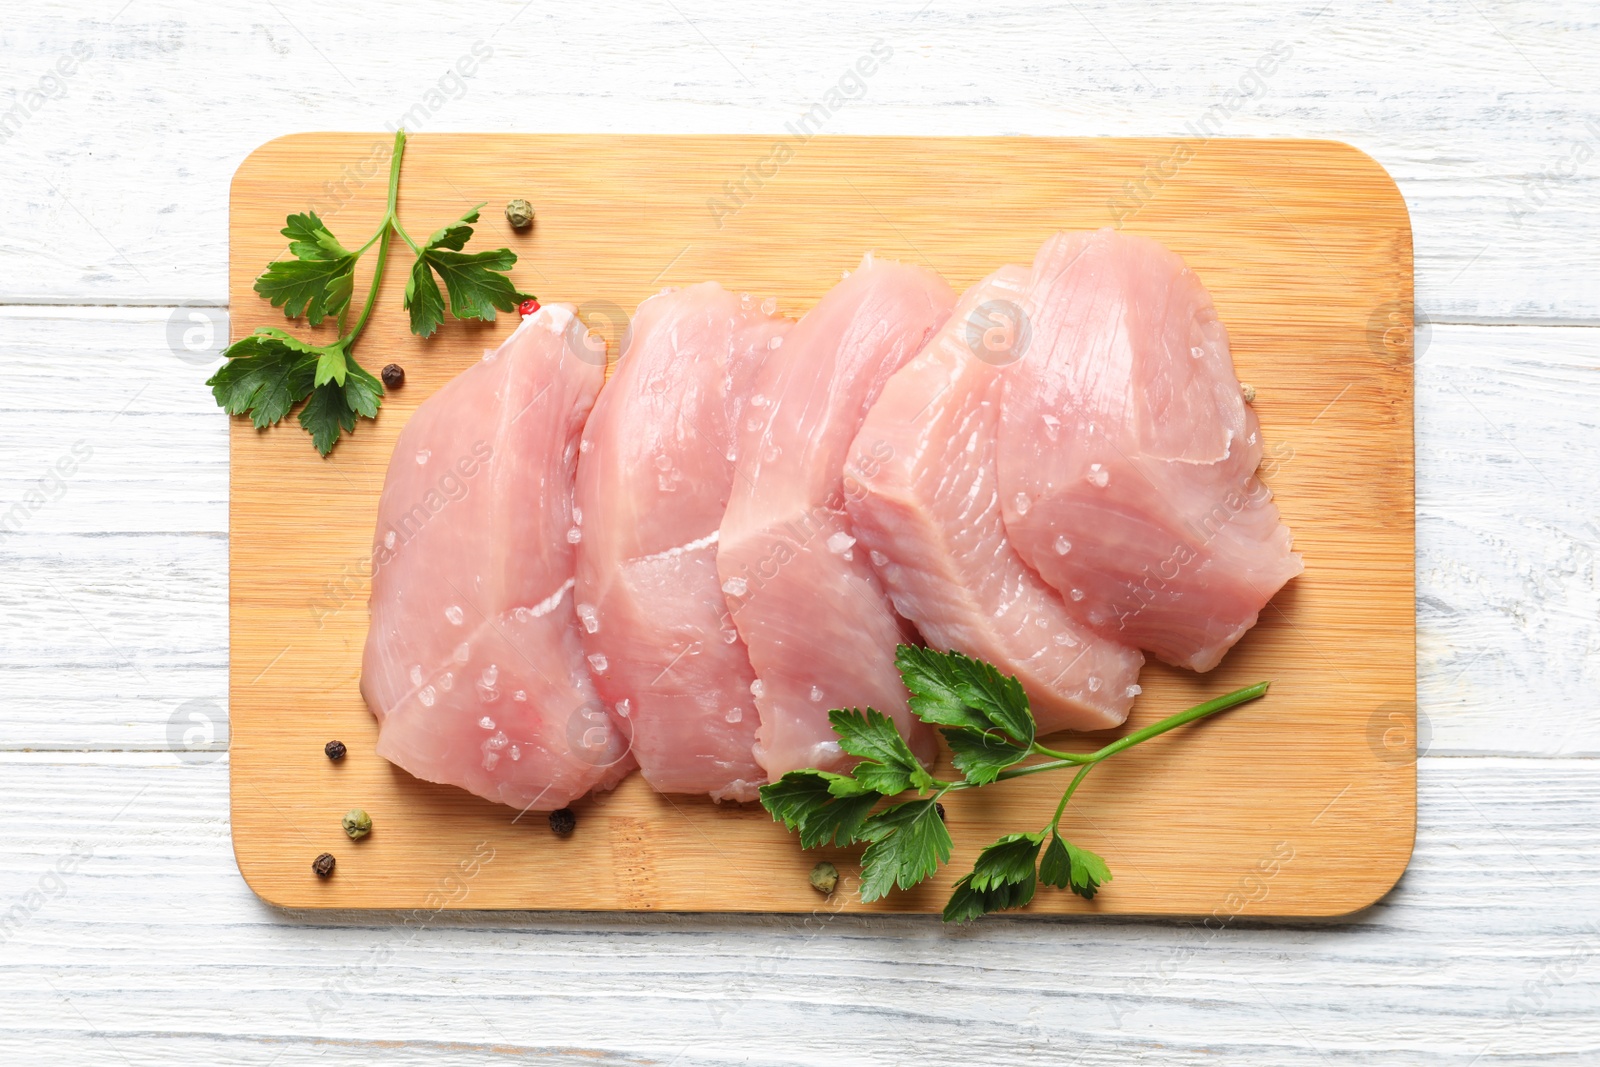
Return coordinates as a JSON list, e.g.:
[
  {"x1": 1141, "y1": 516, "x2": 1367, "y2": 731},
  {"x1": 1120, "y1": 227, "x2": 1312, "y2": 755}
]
[
  {"x1": 1, "y1": 753, "x2": 1595, "y2": 1066},
  {"x1": 1, "y1": 0, "x2": 1597, "y2": 323},
  {"x1": 227, "y1": 133, "x2": 1415, "y2": 915}
]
